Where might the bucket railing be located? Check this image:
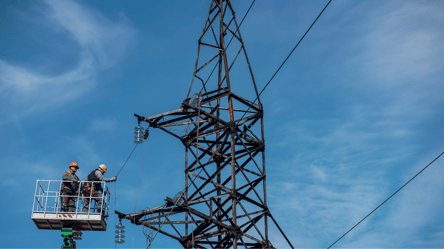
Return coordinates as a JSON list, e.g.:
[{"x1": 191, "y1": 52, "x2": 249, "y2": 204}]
[{"x1": 32, "y1": 180, "x2": 110, "y2": 219}]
